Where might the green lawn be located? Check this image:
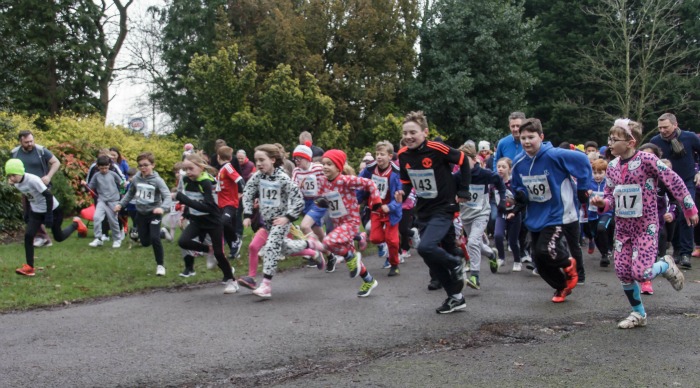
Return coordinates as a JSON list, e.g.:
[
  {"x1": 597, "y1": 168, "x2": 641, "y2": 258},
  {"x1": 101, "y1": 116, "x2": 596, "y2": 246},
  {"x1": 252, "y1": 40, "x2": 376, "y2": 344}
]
[{"x1": 0, "y1": 219, "x2": 311, "y2": 312}]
